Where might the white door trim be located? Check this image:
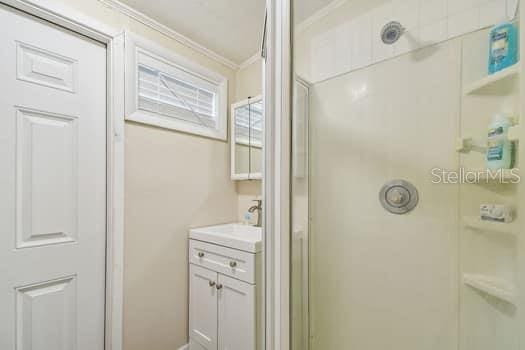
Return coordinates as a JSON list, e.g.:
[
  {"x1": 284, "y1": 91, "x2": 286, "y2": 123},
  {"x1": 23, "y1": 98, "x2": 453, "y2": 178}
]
[
  {"x1": 264, "y1": 0, "x2": 291, "y2": 349},
  {"x1": 0, "y1": 1, "x2": 125, "y2": 350}
]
